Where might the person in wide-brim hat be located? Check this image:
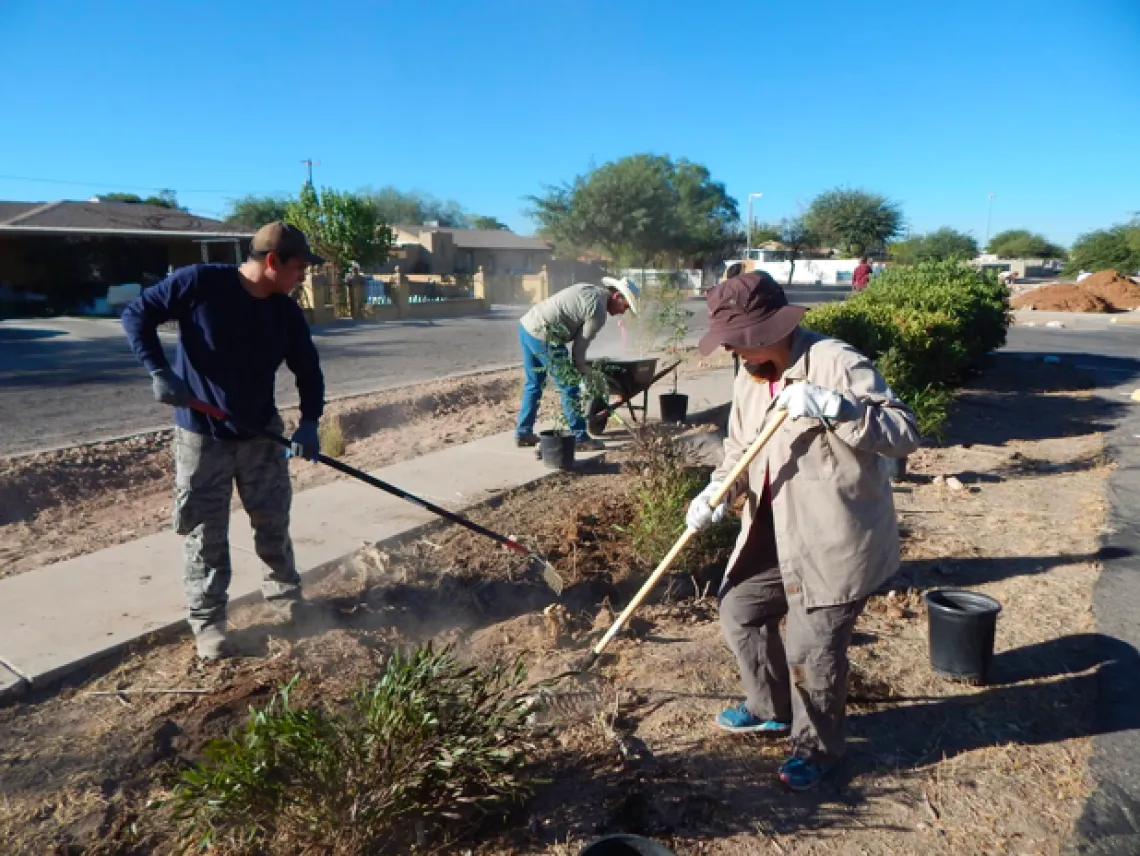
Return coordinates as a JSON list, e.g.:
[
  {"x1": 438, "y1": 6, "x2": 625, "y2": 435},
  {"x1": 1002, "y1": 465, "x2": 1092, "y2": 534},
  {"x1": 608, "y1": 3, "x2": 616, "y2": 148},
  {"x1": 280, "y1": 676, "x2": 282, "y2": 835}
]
[
  {"x1": 687, "y1": 270, "x2": 921, "y2": 791},
  {"x1": 513, "y1": 277, "x2": 640, "y2": 451}
]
